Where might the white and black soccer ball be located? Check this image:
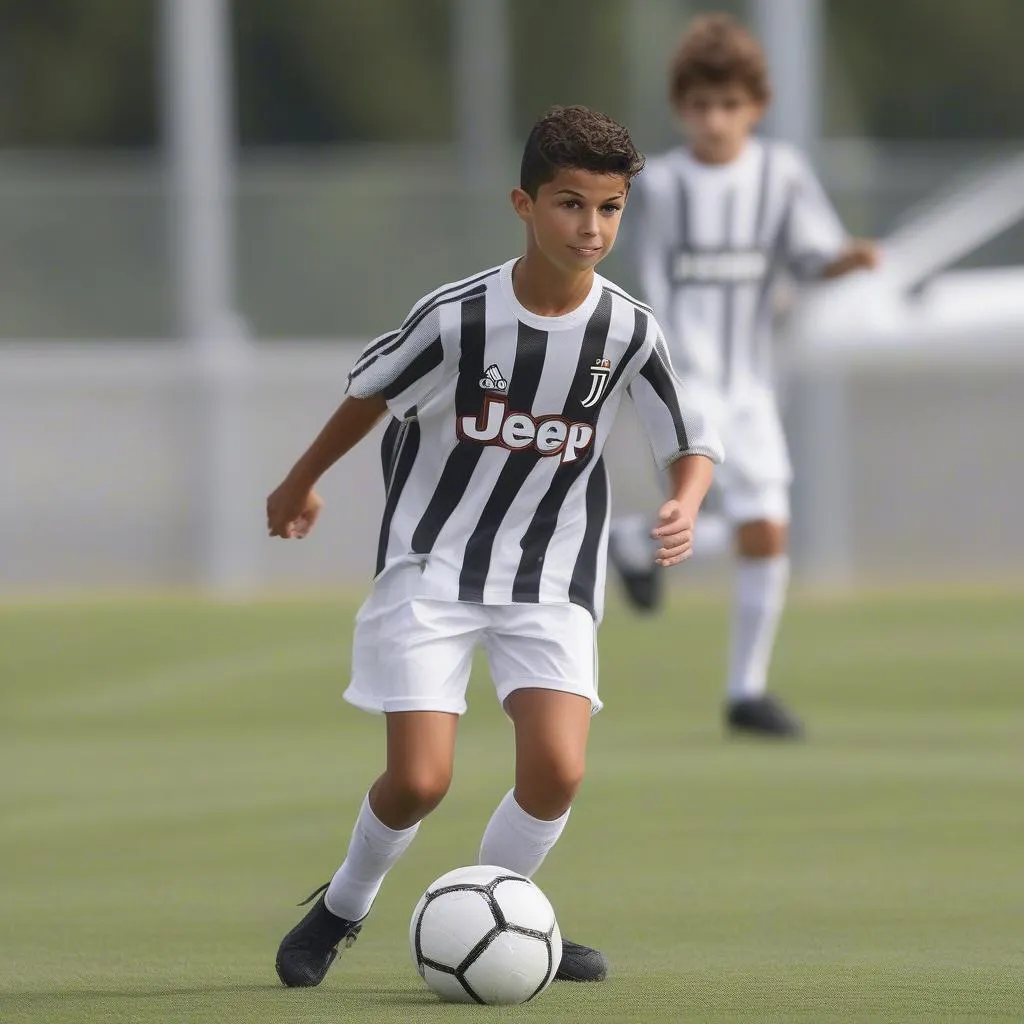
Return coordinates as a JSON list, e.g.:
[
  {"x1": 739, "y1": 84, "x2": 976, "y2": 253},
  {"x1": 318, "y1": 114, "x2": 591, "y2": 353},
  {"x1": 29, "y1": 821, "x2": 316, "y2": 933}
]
[{"x1": 409, "y1": 865, "x2": 562, "y2": 1005}]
